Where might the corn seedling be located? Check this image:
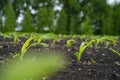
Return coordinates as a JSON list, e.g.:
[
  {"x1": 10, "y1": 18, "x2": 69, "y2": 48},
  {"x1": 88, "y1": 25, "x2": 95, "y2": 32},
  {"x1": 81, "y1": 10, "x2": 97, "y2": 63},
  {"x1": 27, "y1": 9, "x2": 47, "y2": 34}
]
[
  {"x1": 9, "y1": 32, "x2": 20, "y2": 43},
  {"x1": 94, "y1": 36, "x2": 118, "y2": 48},
  {"x1": 111, "y1": 49, "x2": 120, "y2": 57},
  {"x1": 13, "y1": 35, "x2": 20, "y2": 43},
  {"x1": 41, "y1": 33, "x2": 57, "y2": 40},
  {"x1": 94, "y1": 37, "x2": 105, "y2": 48},
  {"x1": 20, "y1": 36, "x2": 34, "y2": 60},
  {"x1": 33, "y1": 34, "x2": 43, "y2": 44},
  {"x1": 66, "y1": 39, "x2": 76, "y2": 47},
  {"x1": 40, "y1": 43, "x2": 49, "y2": 47},
  {"x1": 105, "y1": 37, "x2": 118, "y2": 47},
  {"x1": 3, "y1": 33, "x2": 12, "y2": 39},
  {"x1": 75, "y1": 40, "x2": 95, "y2": 61},
  {"x1": 90, "y1": 58, "x2": 96, "y2": 64}
]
